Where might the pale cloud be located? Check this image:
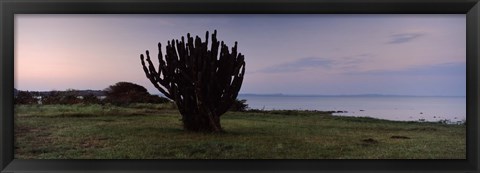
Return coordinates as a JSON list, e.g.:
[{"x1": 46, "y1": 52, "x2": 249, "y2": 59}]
[
  {"x1": 260, "y1": 57, "x2": 333, "y2": 73},
  {"x1": 345, "y1": 62, "x2": 465, "y2": 76},
  {"x1": 387, "y1": 32, "x2": 425, "y2": 44},
  {"x1": 259, "y1": 53, "x2": 376, "y2": 74}
]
